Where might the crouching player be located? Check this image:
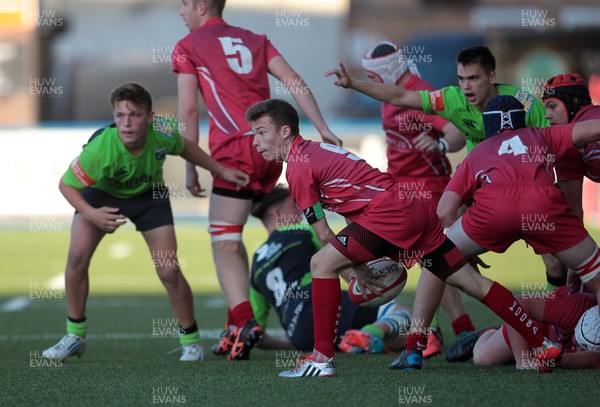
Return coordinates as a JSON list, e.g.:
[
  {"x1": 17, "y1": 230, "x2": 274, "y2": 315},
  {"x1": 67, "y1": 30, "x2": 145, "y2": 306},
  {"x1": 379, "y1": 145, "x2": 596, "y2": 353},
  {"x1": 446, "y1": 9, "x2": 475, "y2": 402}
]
[
  {"x1": 211, "y1": 185, "x2": 413, "y2": 355},
  {"x1": 431, "y1": 95, "x2": 600, "y2": 367},
  {"x1": 250, "y1": 185, "x2": 411, "y2": 353},
  {"x1": 248, "y1": 98, "x2": 563, "y2": 377},
  {"x1": 42, "y1": 82, "x2": 249, "y2": 362}
]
